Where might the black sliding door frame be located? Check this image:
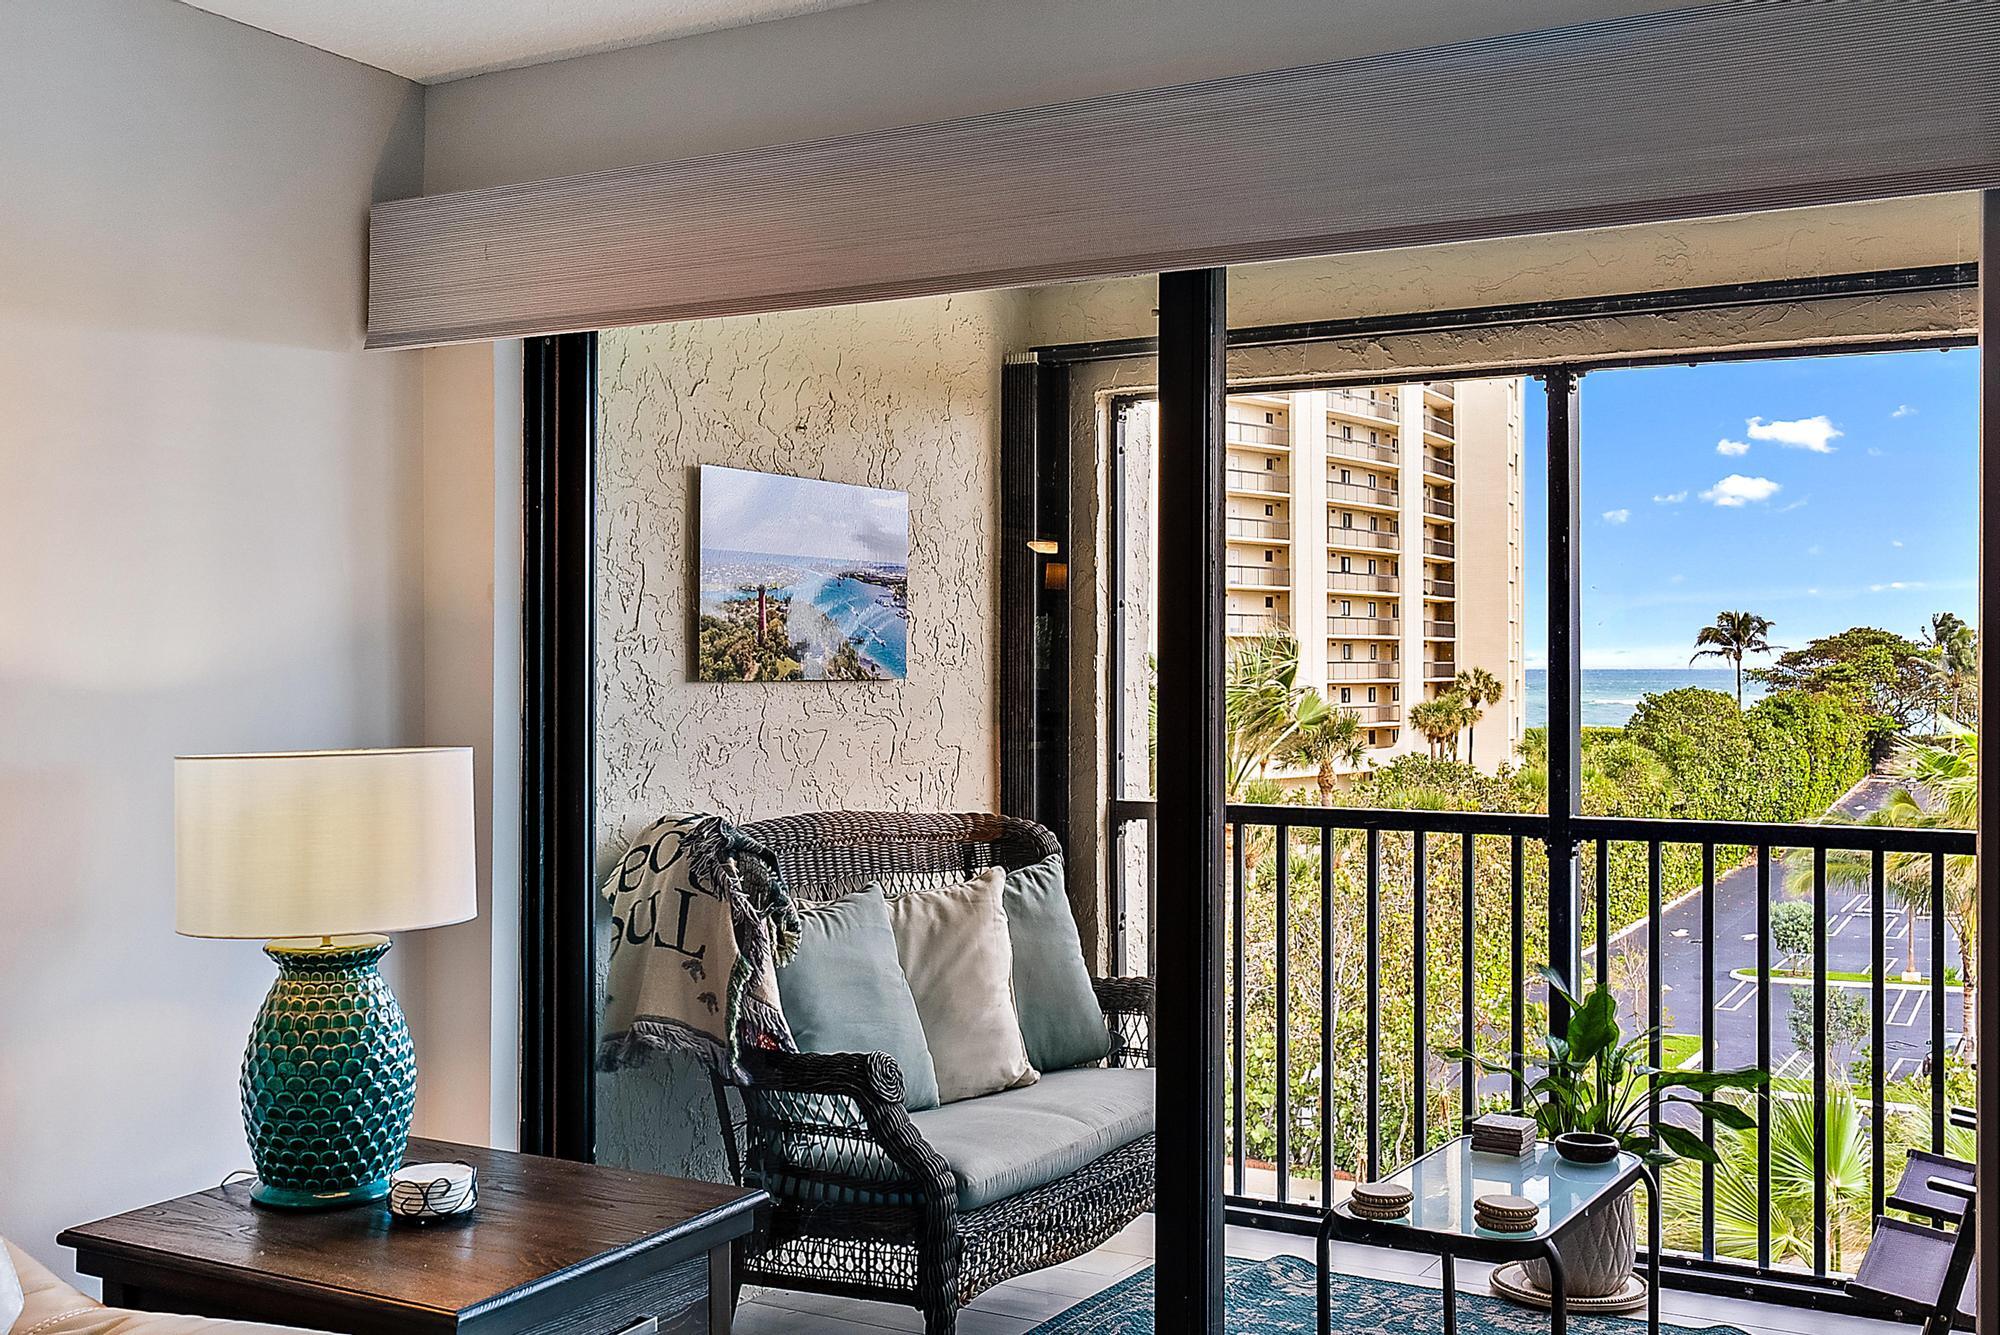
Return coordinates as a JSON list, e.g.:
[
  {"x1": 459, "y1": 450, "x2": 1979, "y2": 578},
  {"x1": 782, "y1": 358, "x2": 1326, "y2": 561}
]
[{"x1": 520, "y1": 331, "x2": 600, "y2": 1161}]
